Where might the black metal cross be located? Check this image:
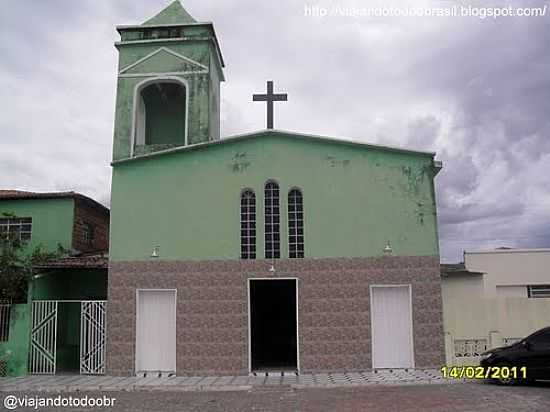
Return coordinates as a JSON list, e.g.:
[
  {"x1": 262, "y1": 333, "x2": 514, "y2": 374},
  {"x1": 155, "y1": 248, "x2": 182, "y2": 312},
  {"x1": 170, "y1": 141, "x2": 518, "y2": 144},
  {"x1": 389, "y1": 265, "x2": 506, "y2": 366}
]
[{"x1": 253, "y1": 81, "x2": 287, "y2": 129}]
